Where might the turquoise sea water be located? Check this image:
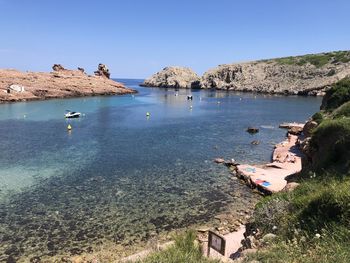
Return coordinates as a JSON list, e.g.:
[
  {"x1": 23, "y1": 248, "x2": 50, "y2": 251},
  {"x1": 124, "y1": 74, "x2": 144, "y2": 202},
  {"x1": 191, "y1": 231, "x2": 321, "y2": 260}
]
[{"x1": 0, "y1": 79, "x2": 322, "y2": 261}]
